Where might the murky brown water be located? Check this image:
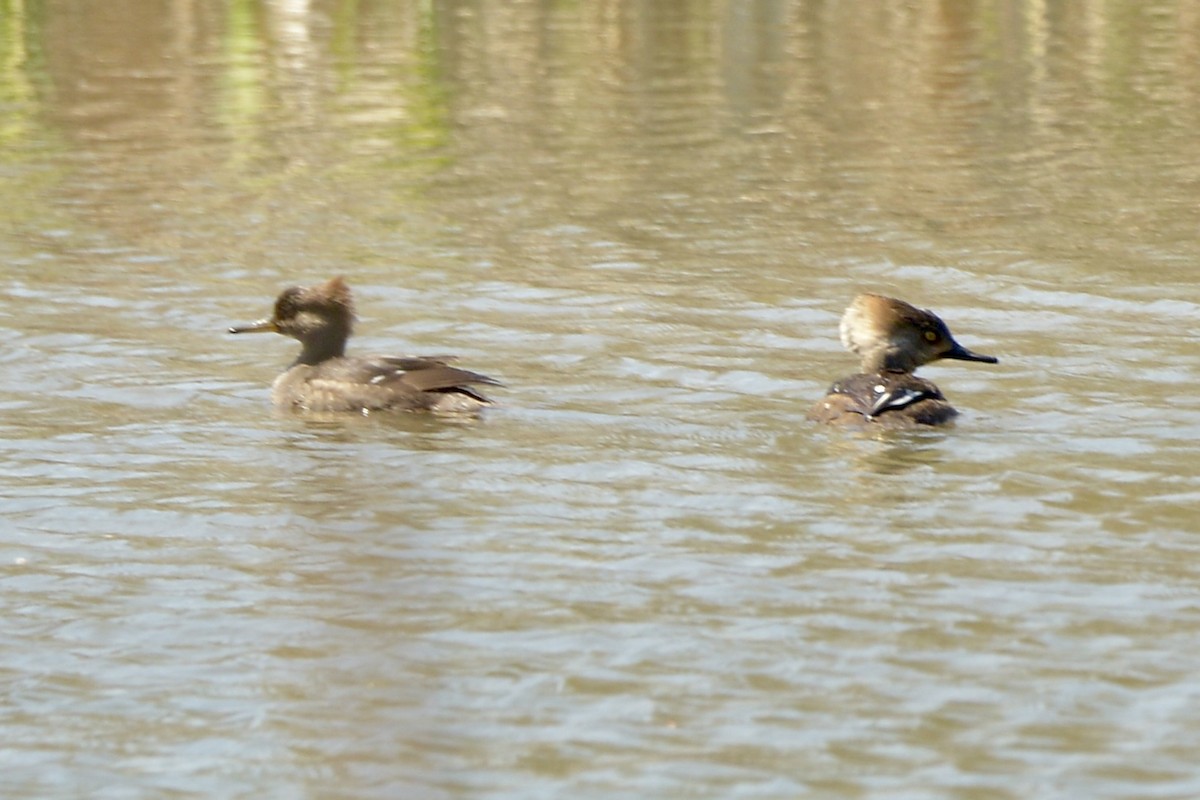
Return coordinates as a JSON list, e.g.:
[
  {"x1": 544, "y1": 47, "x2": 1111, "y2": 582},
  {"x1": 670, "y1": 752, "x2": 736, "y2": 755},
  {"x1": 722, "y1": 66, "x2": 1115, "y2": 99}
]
[{"x1": 4, "y1": 1, "x2": 1200, "y2": 797}]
